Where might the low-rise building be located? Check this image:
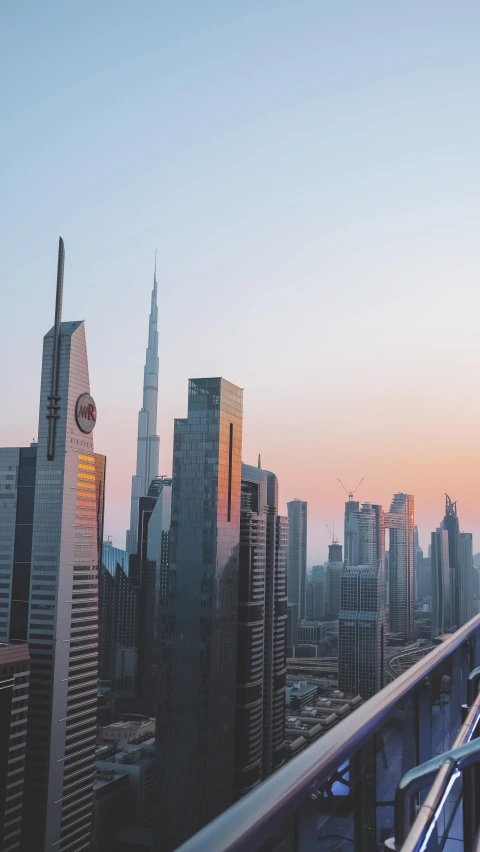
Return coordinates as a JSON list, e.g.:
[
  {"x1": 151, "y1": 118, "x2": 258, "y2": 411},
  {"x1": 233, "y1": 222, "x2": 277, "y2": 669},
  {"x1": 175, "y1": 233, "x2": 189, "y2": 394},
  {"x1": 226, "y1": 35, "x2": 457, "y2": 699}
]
[{"x1": 97, "y1": 716, "x2": 155, "y2": 746}]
